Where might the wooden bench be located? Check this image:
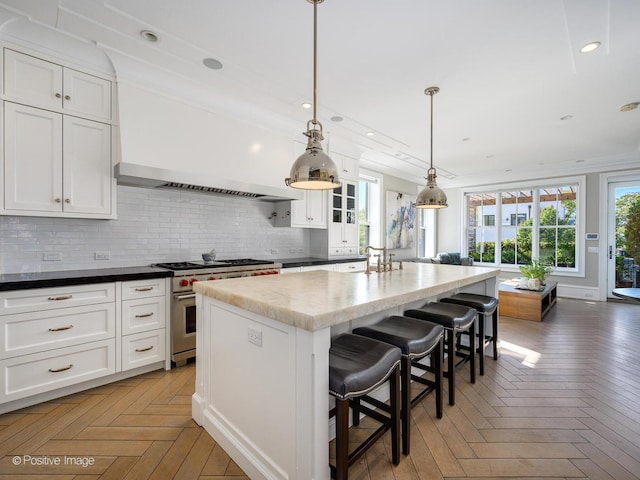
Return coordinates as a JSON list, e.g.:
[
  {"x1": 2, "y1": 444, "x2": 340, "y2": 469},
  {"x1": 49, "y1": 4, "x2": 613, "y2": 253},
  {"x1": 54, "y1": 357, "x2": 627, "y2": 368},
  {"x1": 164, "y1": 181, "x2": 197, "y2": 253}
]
[{"x1": 499, "y1": 280, "x2": 557, "y2": 322}]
